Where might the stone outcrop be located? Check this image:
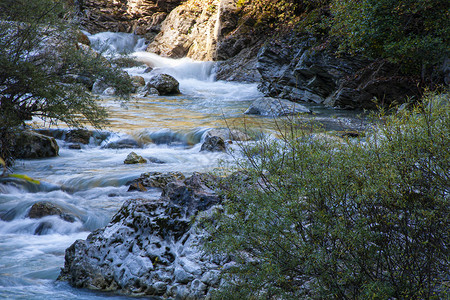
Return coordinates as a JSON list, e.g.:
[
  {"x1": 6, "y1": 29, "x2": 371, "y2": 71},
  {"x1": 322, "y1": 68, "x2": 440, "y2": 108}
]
[
  {"x1": 245, "y1": 97, "x2": 311, "y2": 117},
  {"x1": 147, "y1": 0, "x2": 243, "y2": 61},
  {"x1": 12, "y1": 130, "x2": 59, "y2": 159},
  {"x1": 58, "y1": 173, "x2": 226, "y2": 299}
]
